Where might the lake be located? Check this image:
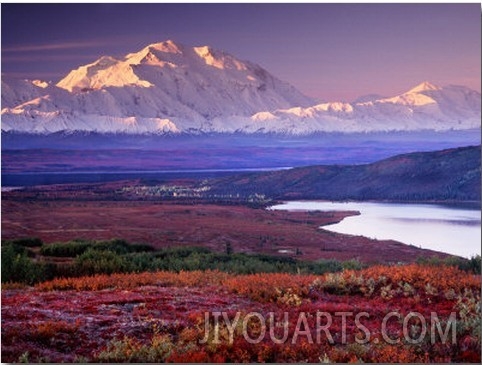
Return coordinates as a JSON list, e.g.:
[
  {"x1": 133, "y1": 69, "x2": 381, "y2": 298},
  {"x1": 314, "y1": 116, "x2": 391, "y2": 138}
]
[{"x1": 269, "y1": 201, "x2": 481, "y2": 258}]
